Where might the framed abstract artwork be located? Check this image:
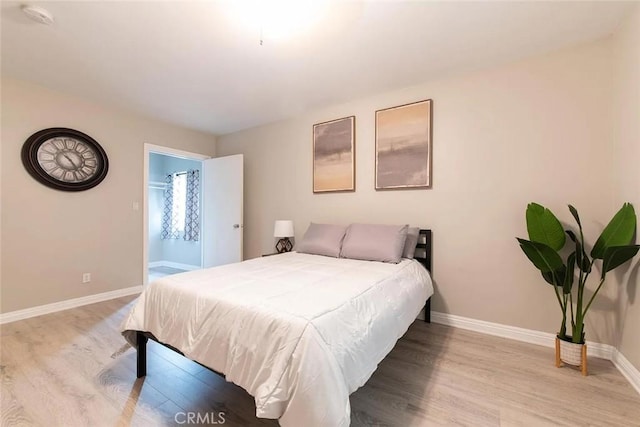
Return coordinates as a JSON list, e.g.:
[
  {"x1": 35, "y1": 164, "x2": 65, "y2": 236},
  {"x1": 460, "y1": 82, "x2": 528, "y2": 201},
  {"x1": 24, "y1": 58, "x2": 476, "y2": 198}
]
[
  {"x1": 313, "y1": 116, "x2": 356, "y2": 193},
  {"x1": 375, "y1": 99, "x2": 432, "y2": 190}
]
